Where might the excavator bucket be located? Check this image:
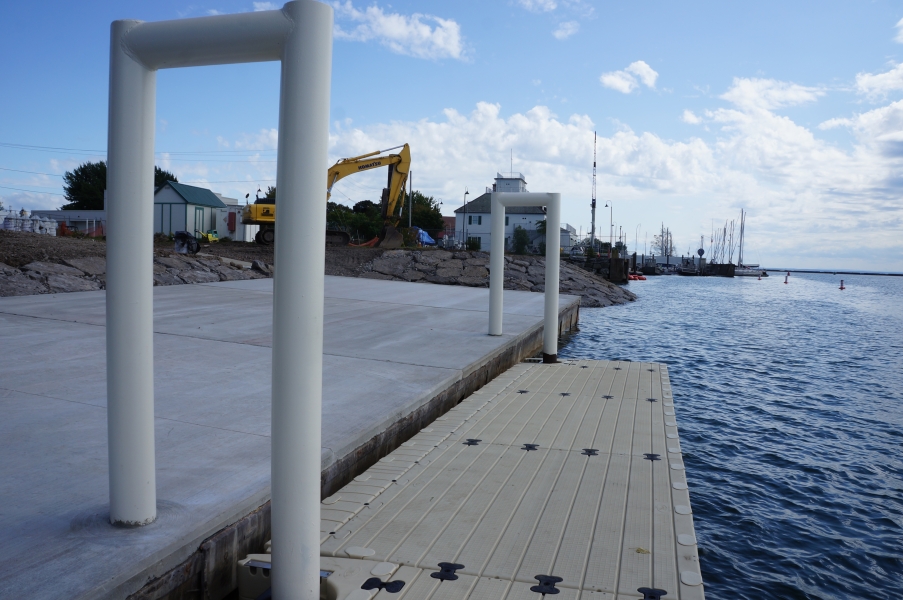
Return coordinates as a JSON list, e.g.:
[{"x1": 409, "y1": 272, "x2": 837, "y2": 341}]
[{"x1": 377, "y1": 225, "x2": 404, "y2": 248}]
